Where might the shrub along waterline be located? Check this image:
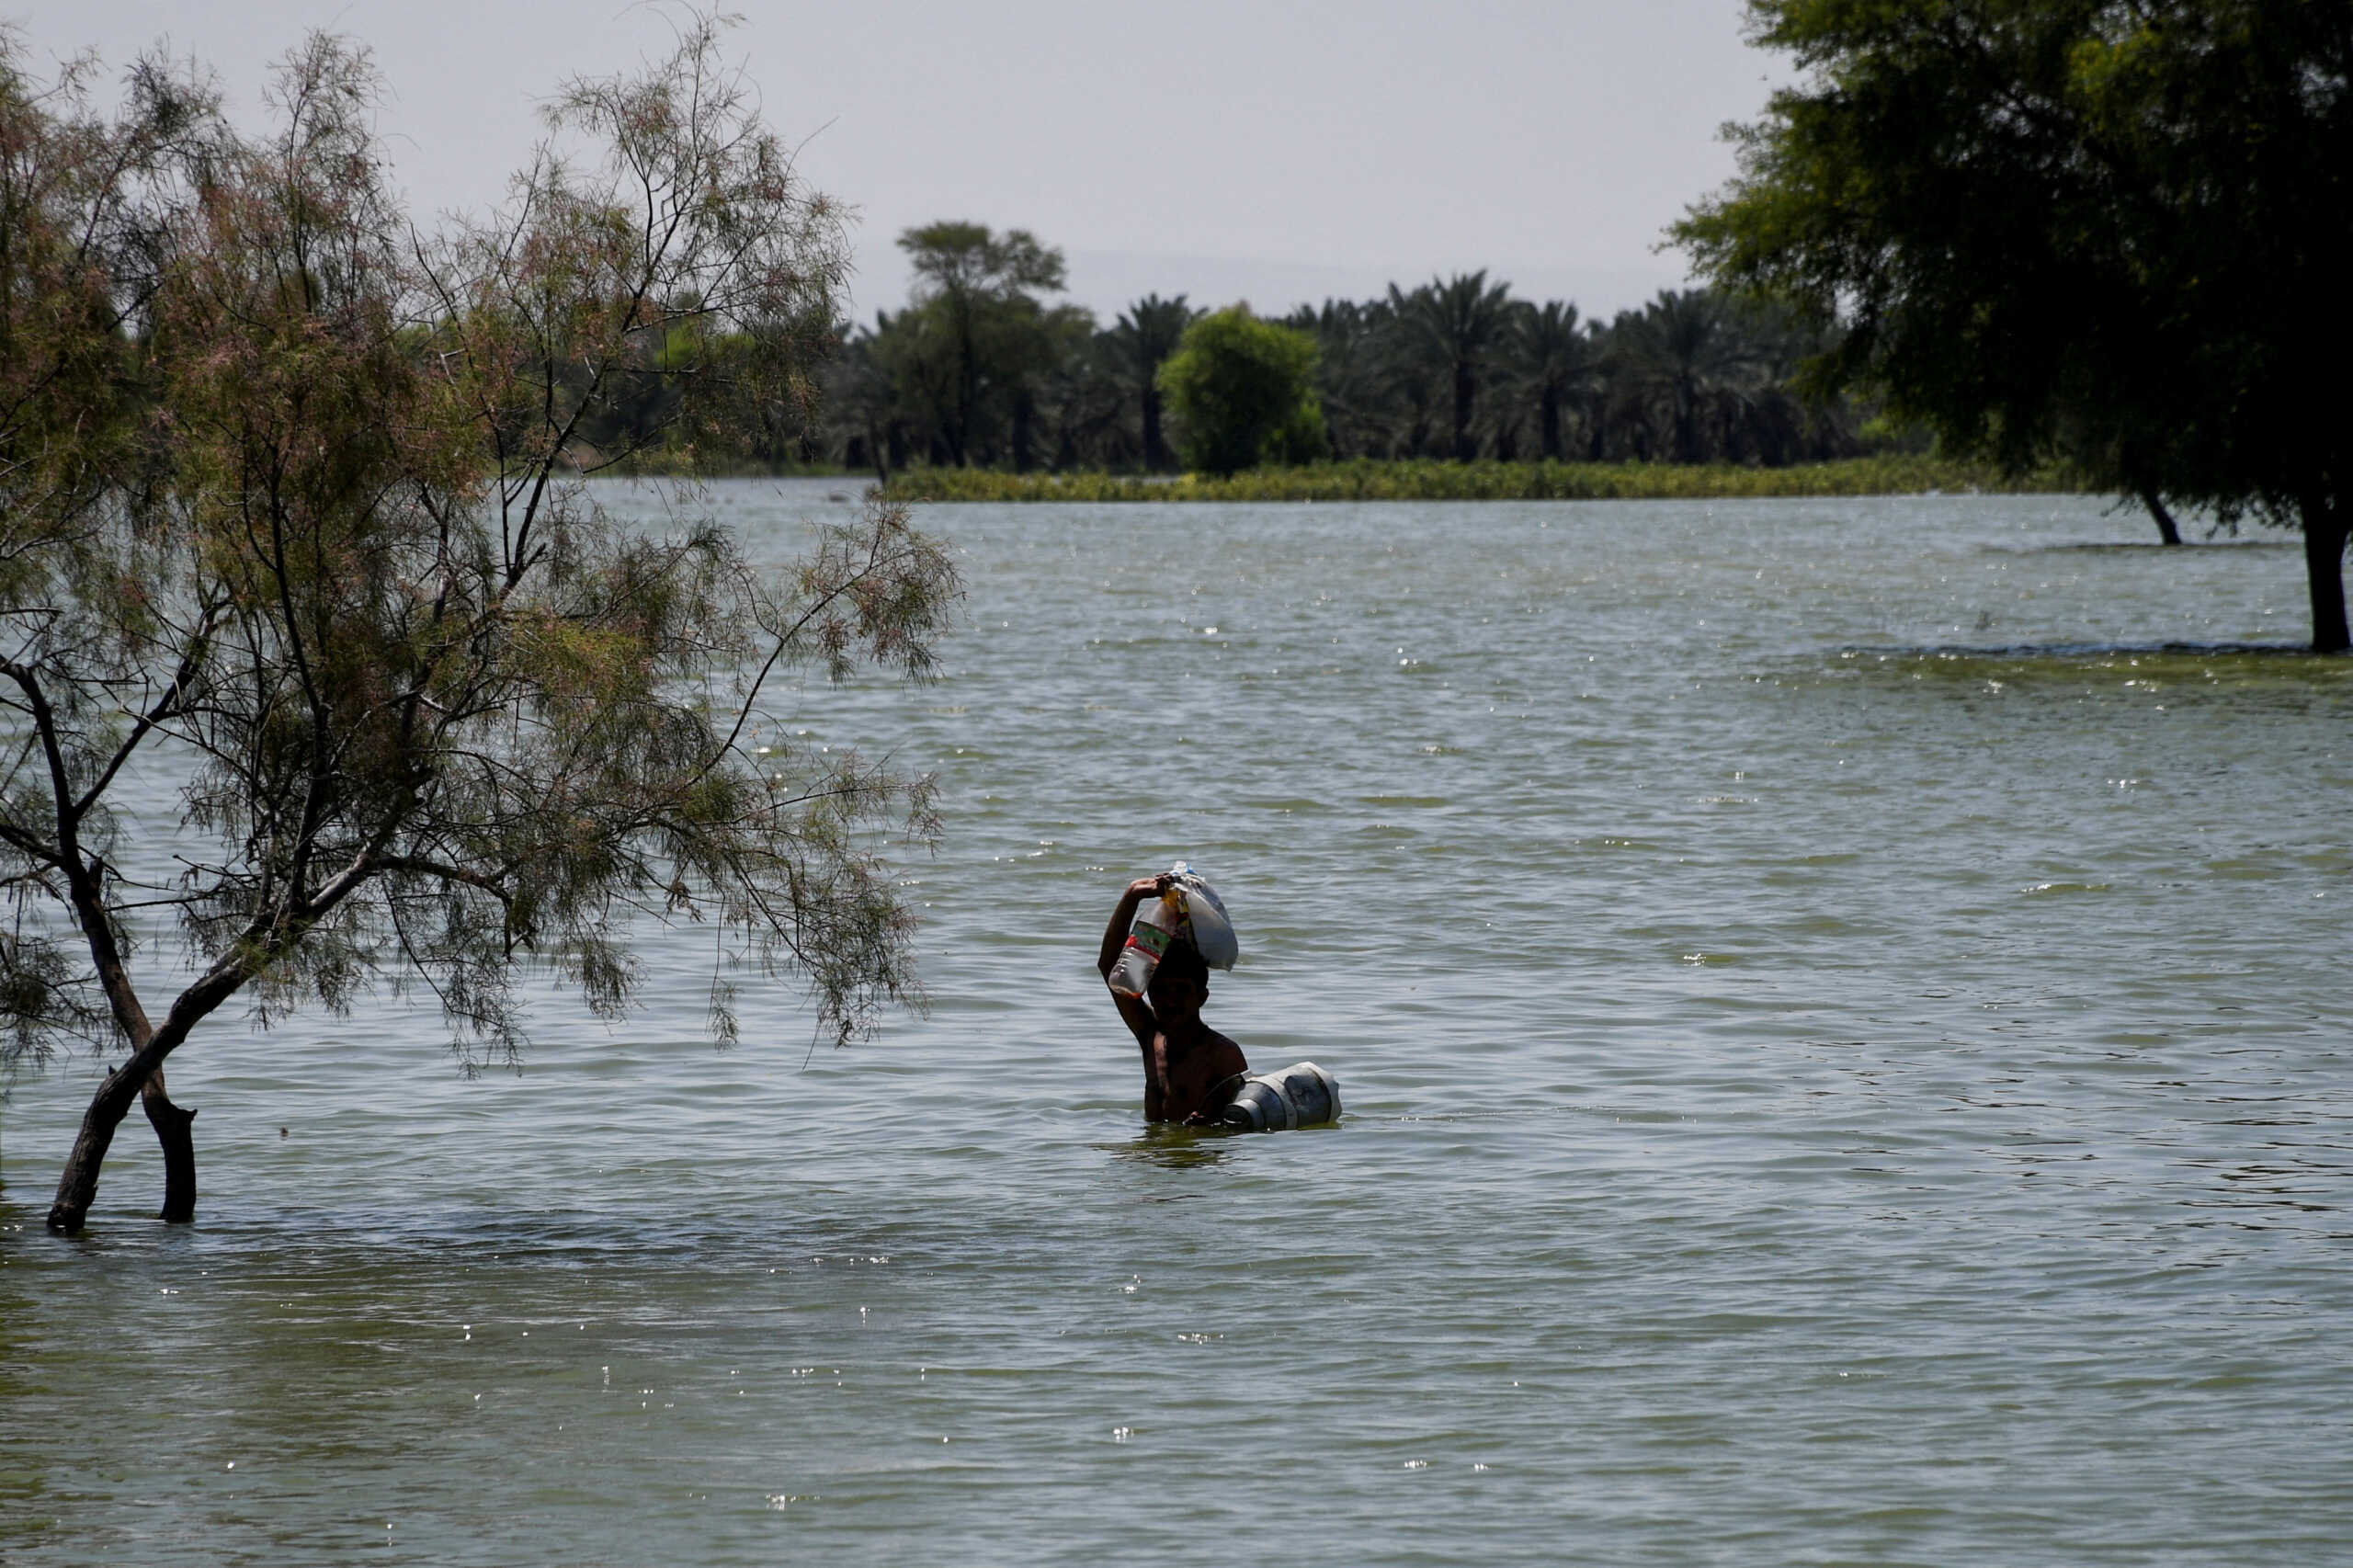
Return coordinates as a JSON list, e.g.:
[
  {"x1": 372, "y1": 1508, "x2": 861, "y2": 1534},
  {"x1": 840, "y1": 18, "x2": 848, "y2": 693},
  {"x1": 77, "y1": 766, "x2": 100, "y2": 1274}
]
[{"x1": 878, "y1": 456, "x2": 2083, "y2": 504}]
